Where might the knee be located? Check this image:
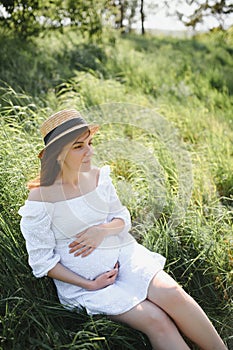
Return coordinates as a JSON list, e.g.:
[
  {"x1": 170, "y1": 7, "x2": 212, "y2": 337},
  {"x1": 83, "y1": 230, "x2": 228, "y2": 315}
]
[
  {"x1": 162, "y1": 284, "x2": 189, "y2": 308},
  {"x1": 150, "y1": 282, "x2": 189, "y2": 310},
  {"x1": 170, "y1": 283, "x2": 189, "y2": 301},
  {"x1": 148, "y1": 271, "x2": 190, "y2": 307},
  {"x1": 144, "y1": 308, "x2": 173, "y2": 336}
]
